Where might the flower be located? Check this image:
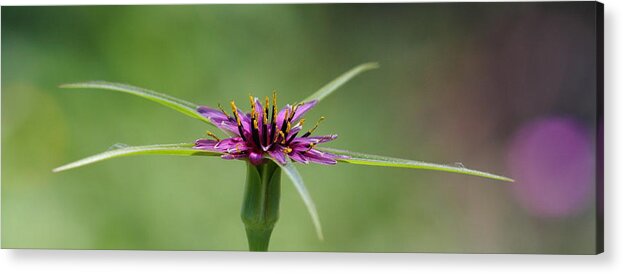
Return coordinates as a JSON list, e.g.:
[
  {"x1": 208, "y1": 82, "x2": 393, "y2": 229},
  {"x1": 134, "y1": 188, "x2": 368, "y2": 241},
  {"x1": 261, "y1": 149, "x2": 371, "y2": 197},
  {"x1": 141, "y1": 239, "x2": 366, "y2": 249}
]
[
  {"x1": 54, "y1": 63, "x2": 512, "y2": 251},
  {"x1": 194, "y1": 93, "x2": 345, "y2": 166}
]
